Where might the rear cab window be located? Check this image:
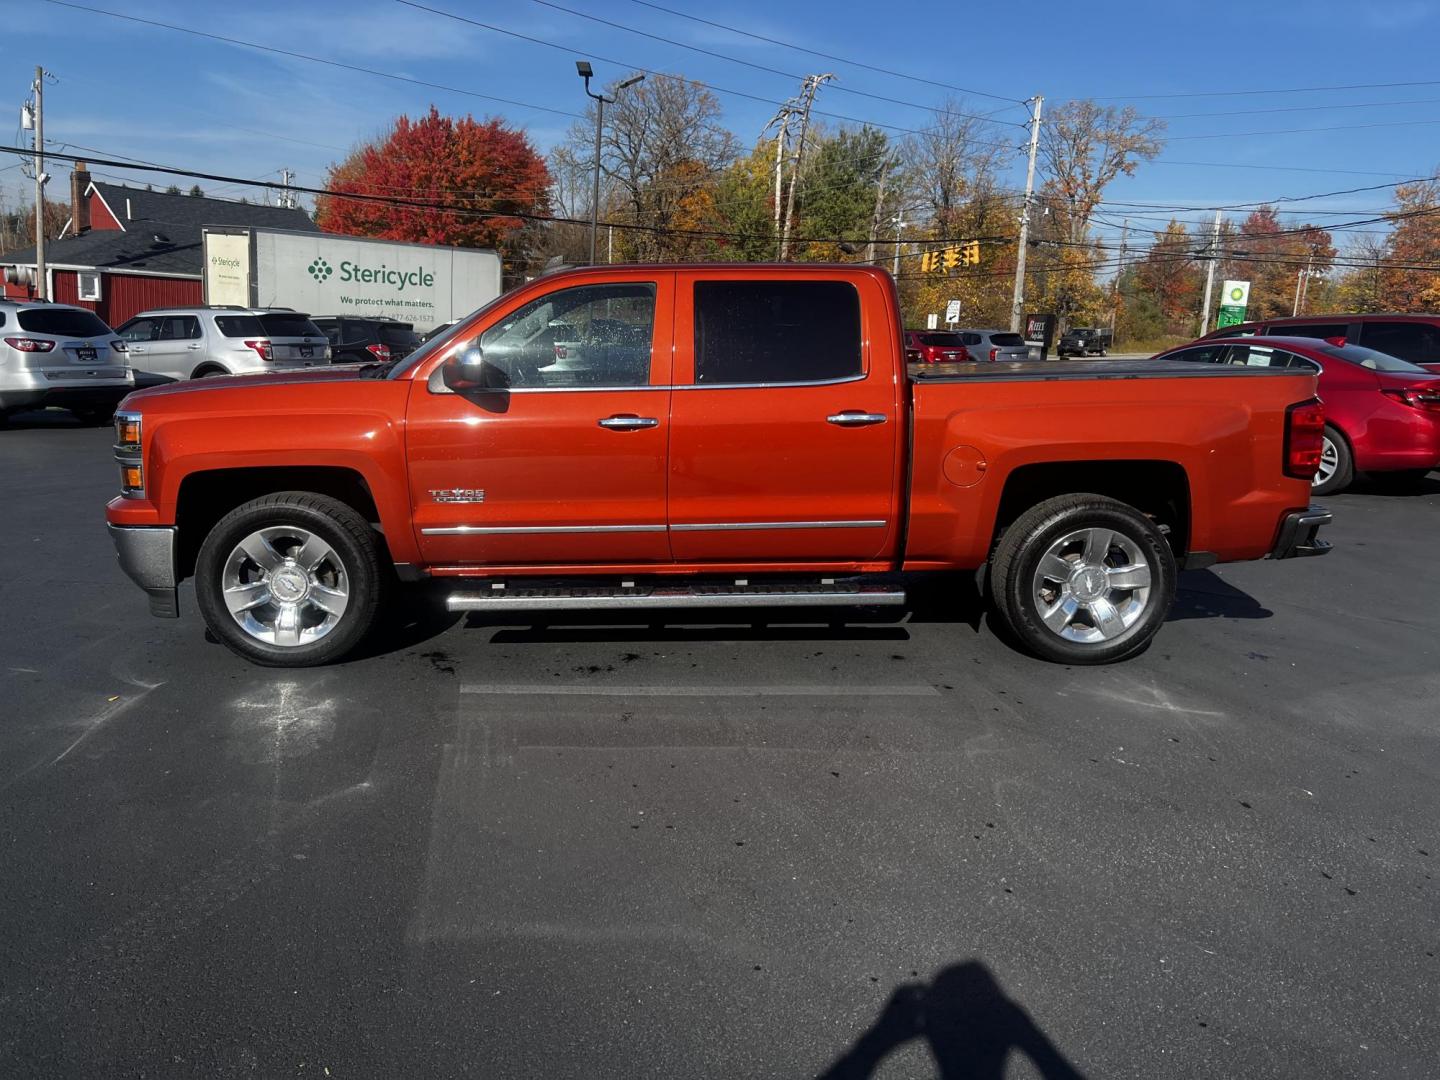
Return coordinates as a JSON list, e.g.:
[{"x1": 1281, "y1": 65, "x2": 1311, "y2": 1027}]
[
  {"x1": 692, "y1": 280, "x2": 862, "y2": 385},
  {"x1": 17, "y1": 307, "x2": 112, "y2": 337}
]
